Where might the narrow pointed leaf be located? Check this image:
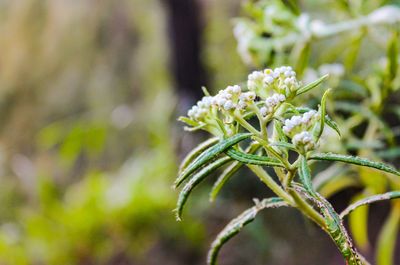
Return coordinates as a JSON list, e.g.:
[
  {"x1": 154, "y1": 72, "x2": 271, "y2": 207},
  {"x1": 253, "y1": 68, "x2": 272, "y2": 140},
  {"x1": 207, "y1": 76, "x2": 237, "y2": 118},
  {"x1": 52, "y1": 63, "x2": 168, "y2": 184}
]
[
  {"x1": 270, "y1": 141, "x2": 296, "y2": 151},
  {"x1": 179, "y1": 137, "x2": 219, "y2": 174},
  {"x1": 184, "y1": 124, "x2": 206, "y2": 132},
  {"x1": 296, "y1": 74, "x2": 329, "y2": 96},
  {"x1": 175, "y1": 156, "x2": 232, "y2": 220},
  {"x1": 298, "y1": 156, "x2": 316, "y2": 196},
  {"x1": 207, "y1": 197, "x2": 287, "y2": 265},
  {"x1": 210, "y1": 144, "x2": 260, "y2": 202},
  {"x1": 314, "y1": 89, "x2": 331, "y2": 139},
  {"x1": 175, "y1": 133, "x2": 252, "y2": 187},
  {"x1": 325, "y1": 115, "x2": 341, "y2": 137},
  {"x1": 225, "y1": 148, "x2": 284, "y2": 167},
  {"x1": 309, "y1": 153, "x2": 400, "y2": 177},
  {"x1": 340, "y1": 191, "x2": 400, "y2": 218},
  {"x1": 178, "y1": 116, "x2": 200, "y2": 127}
]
